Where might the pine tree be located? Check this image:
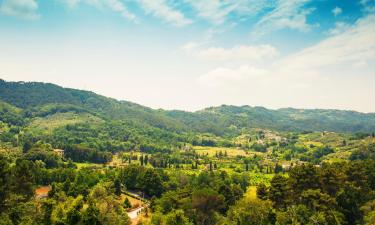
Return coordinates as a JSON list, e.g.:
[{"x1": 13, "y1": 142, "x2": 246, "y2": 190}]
[
  {"x1": 123, "y1": 197, "x2": 132, "y2": 209},
  {"x1": 140, "y1": 155, "x2": 144, "y2": 166},
  {"x1": 114, "y1": 178, "x2": 122, "y2": 196}
]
